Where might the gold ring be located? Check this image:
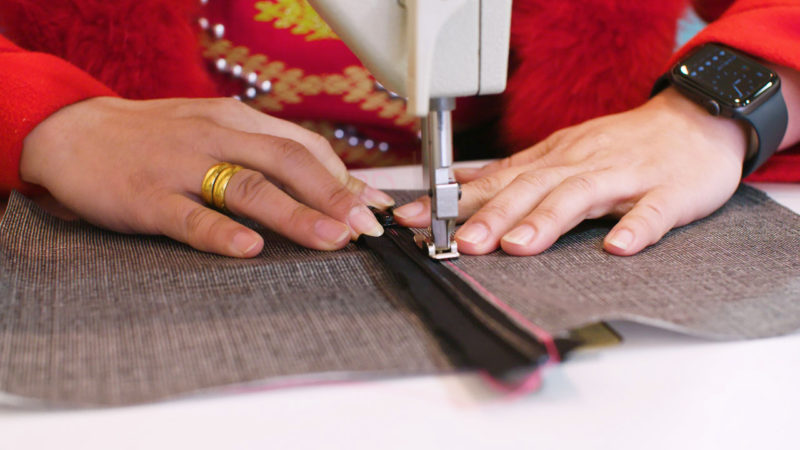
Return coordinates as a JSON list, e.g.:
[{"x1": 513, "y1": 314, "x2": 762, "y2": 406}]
[
  {"x1": 201, "y1": 163, "x2": 230, "y2": 206},
  {"x1": 201, "y1": 162, "x2": 243, "y2": 210},
  {"x1": 211, "y1": 164, "x2": 243, "y2": 211}
]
